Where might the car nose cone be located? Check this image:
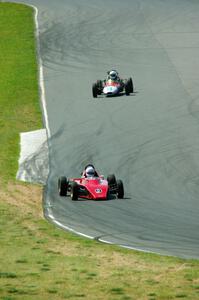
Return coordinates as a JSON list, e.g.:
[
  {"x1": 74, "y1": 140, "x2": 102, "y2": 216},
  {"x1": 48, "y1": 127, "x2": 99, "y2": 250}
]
[{"x1": 103, "y1": 85, "x2": 118, "y2": 95}]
